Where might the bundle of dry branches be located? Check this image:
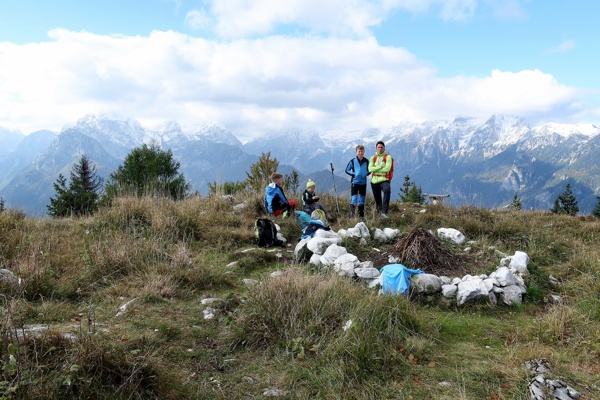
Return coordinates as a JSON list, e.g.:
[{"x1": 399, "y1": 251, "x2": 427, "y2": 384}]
[{"x1": 387, "y1": 227, "x2": 467, "y2": 276}]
